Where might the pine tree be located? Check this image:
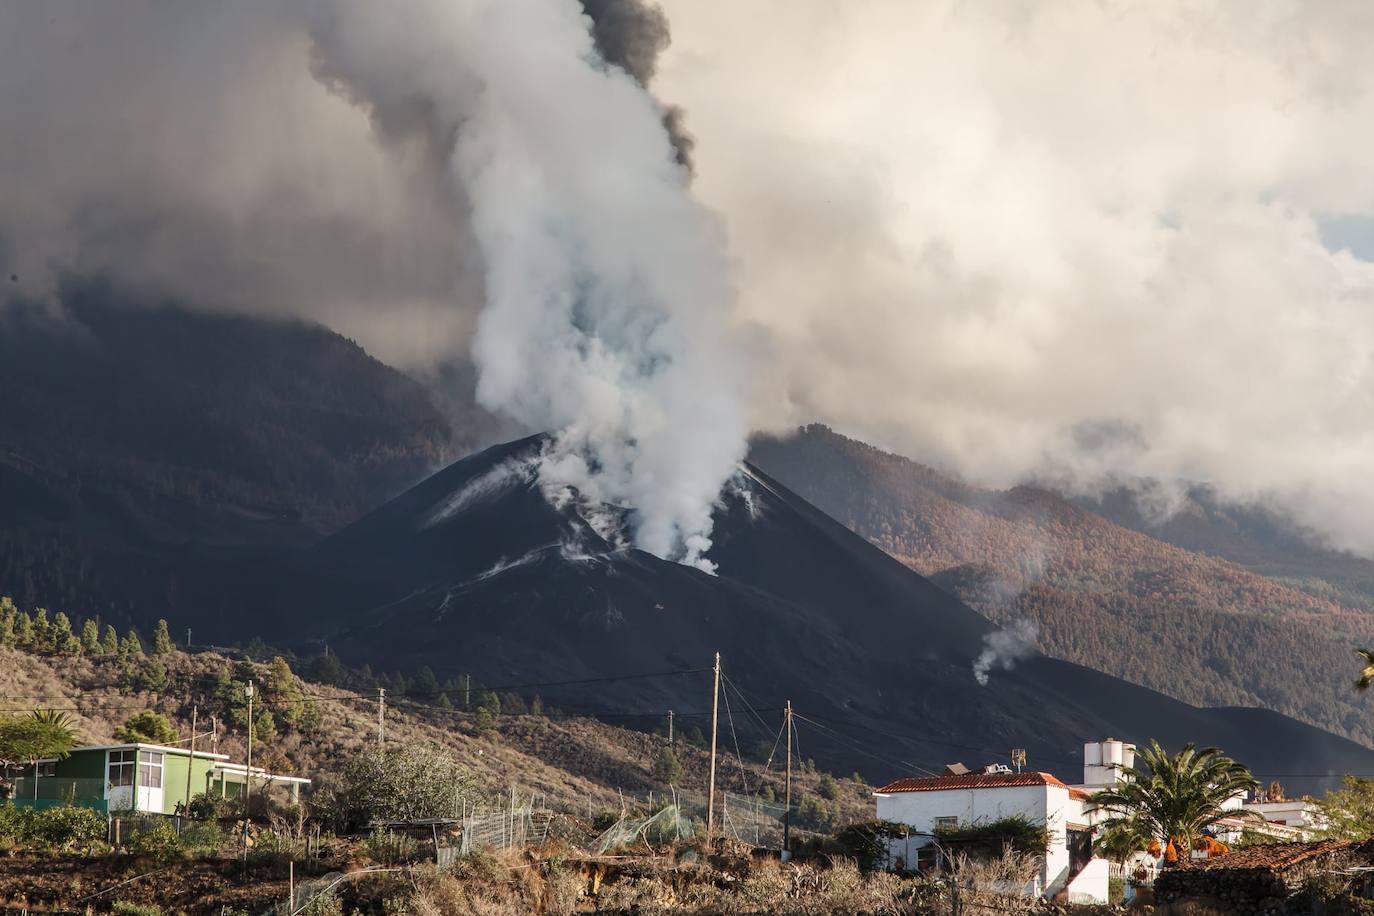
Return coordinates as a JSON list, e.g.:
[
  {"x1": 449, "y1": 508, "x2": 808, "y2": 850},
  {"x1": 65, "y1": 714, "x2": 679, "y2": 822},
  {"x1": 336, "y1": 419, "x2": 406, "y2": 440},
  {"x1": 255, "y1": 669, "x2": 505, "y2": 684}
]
[
  {"x1": 14, "y1": 610, "x2": 34, "y2": 649},
  {"x1": 50, "y1": 612, "x2": 78, "y2": 655},
  {"x1": 31, "y1": 607, "x2": 51, "y2": 651},
  {"x1": 101, "y1": 623, "x2": 119, "y2": 655},
  {"x1": 80, "y1": 619, "x2": 101, "y2": 654},
  {"x1": 529, "y1": 694, "x2": 544, "y2": 716},
  {"x1": 410, "y1": 666, "x2": 440, "y2": 696},
  {"x1": 653, "y1": 746, "x2": 683, "y2": 786},
  {"x1": 137, "y1": 659, "x2": 170, "y2": 693},
  {"x1": 118, "y1": 630, "x2": 144, "y2": 663},
  {"x1": 264, "y1": 656, "x2": 309, "y2": 727},
  {"x1": 0, "y1": 597, "x2": 15, "y2": 649},
  {"x1": 306, "y1": 650, "x2": 344, "y2": 685},
  {"x1": 151, "y1": 619, "x2": 174, "y2": 656}
]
